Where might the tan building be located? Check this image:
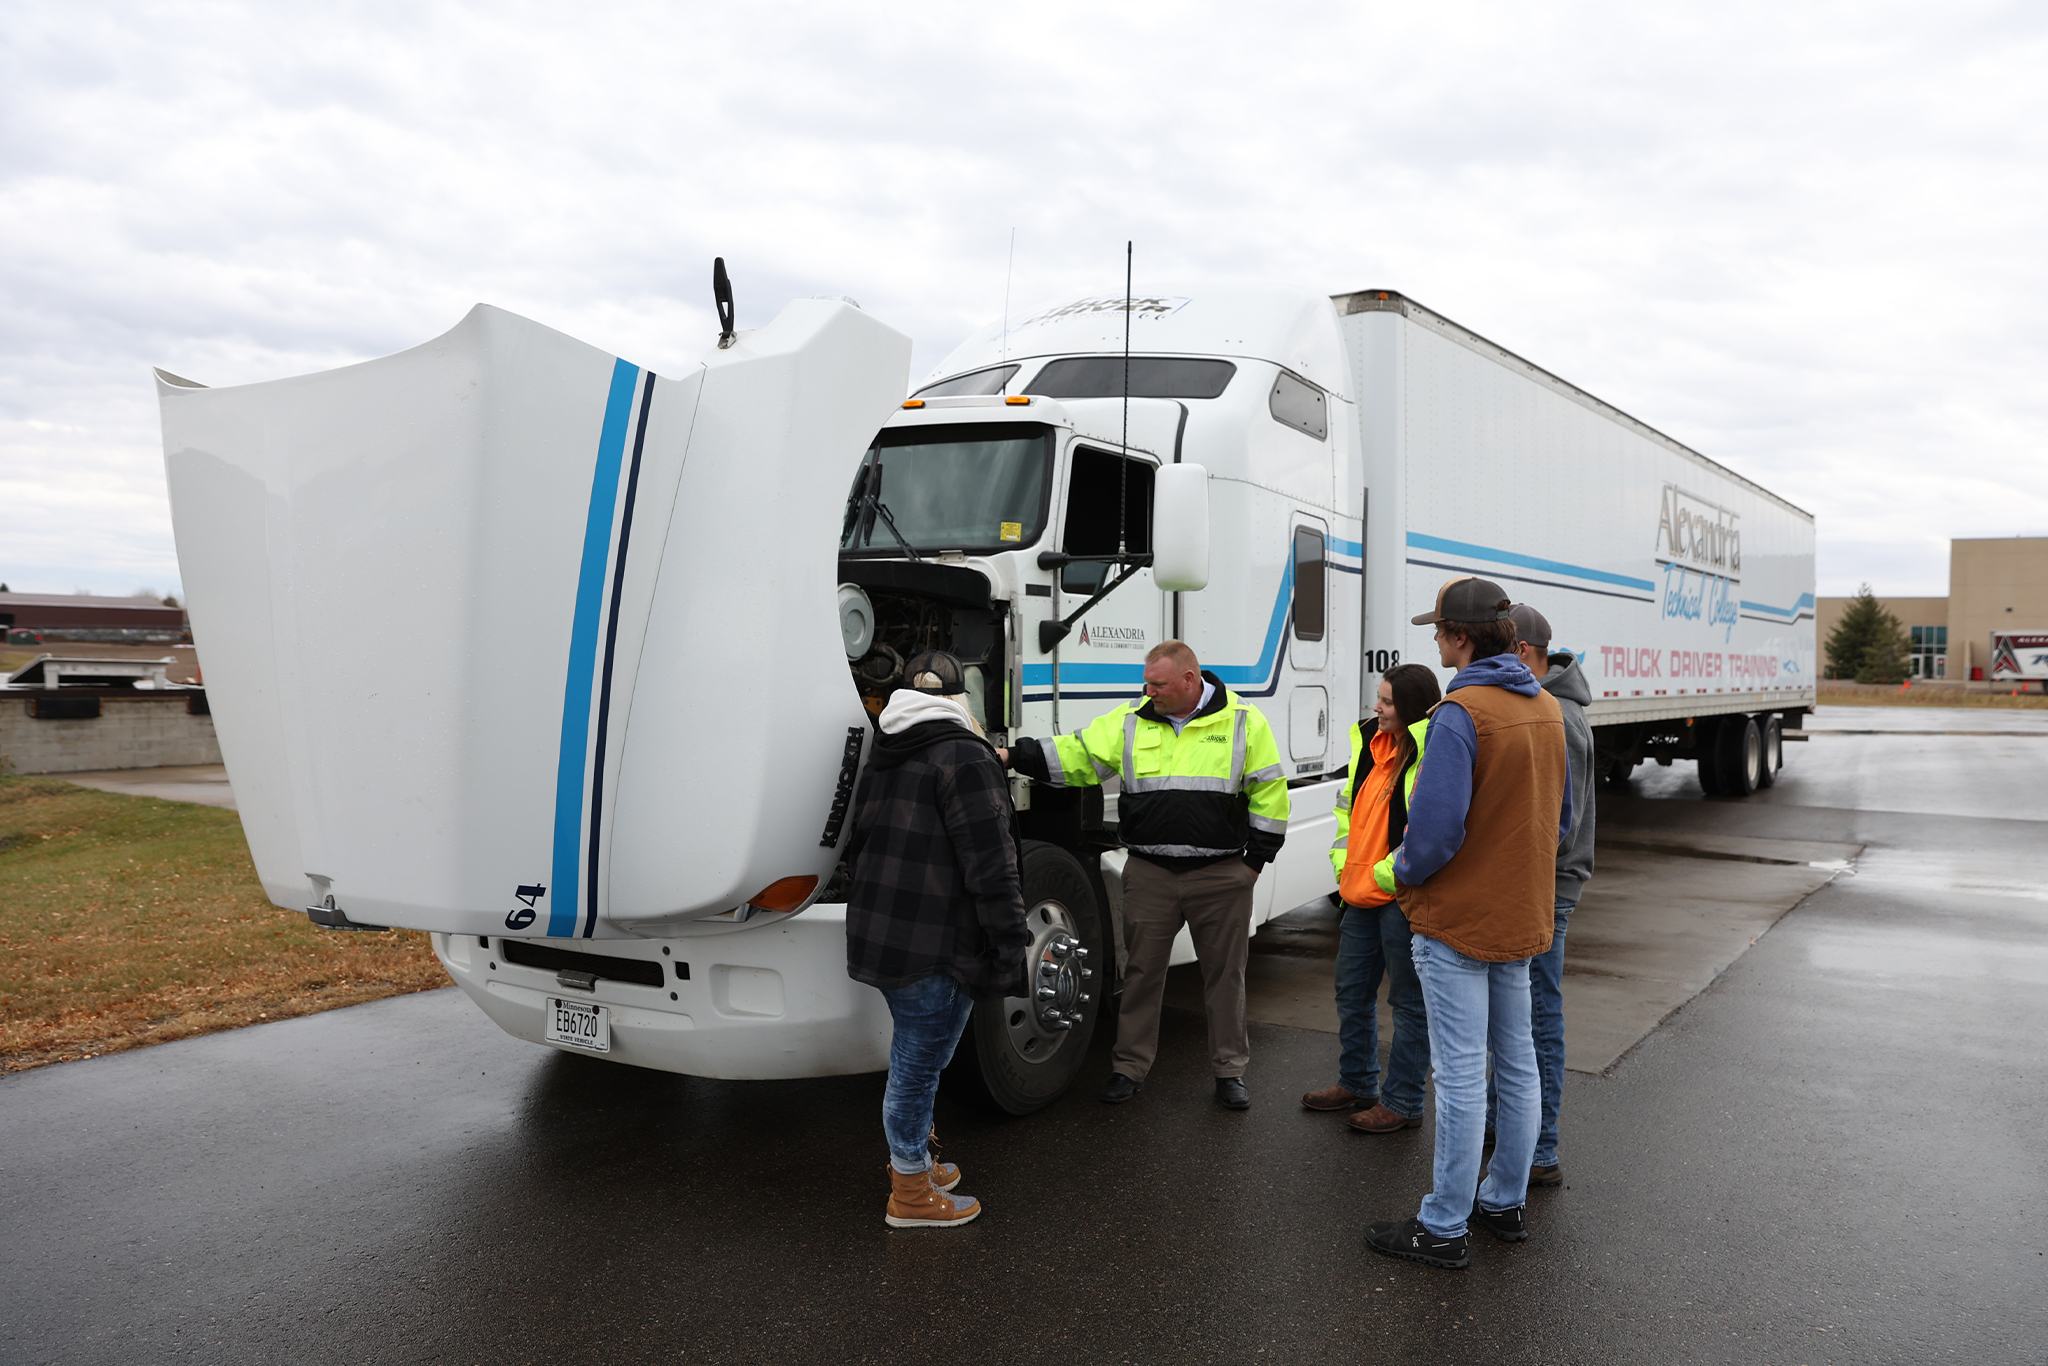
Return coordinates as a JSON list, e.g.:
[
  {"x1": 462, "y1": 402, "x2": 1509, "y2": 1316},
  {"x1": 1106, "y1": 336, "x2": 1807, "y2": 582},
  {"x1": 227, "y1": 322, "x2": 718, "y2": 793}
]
[{"x1": 1818, "y1": 536, "x2": 2048, "y2": 684}]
